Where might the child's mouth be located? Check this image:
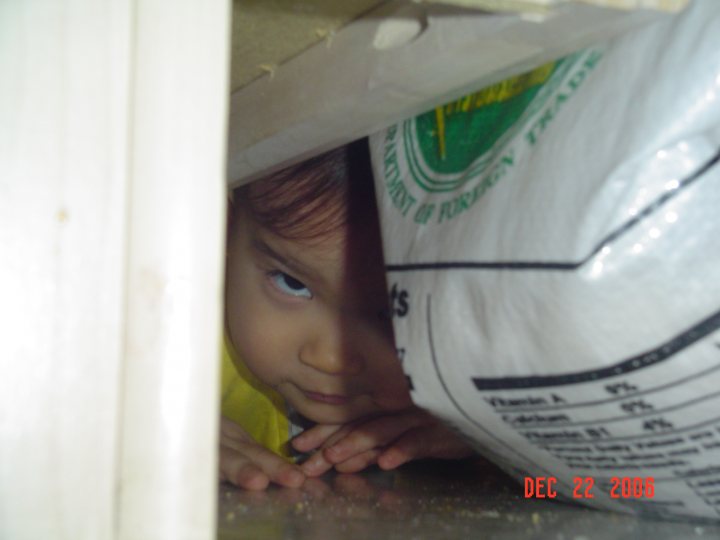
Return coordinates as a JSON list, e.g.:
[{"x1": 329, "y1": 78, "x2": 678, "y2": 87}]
[{"x1": 304, "y1": 391, "x2": 349, "y2": 406}]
